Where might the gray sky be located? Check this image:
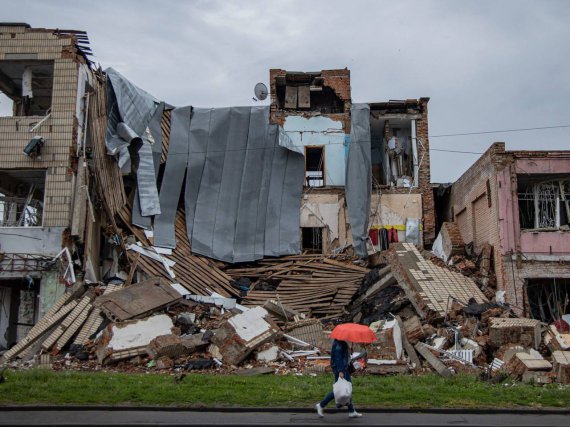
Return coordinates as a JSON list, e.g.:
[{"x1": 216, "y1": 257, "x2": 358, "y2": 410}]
[{"x1": 3, "y1": 0, "x2": 570, "y2": 182}]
